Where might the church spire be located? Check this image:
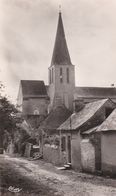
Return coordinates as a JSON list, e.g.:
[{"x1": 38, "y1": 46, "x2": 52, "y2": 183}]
[{"x1": 51, "y1": 12, "x2": 72, "y2": 66}]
